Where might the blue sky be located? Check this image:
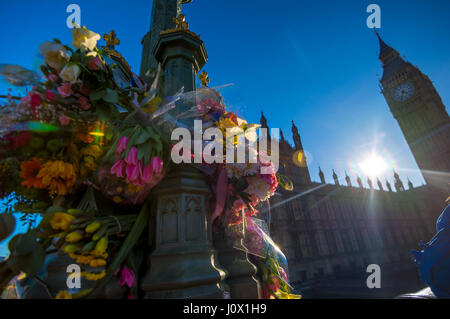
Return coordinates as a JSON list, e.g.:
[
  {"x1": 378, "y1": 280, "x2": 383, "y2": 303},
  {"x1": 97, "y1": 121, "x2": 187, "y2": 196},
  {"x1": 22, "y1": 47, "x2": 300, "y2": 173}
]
[{"x1": 1, "y1": 1, "x2": 449, "y2": 253}]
